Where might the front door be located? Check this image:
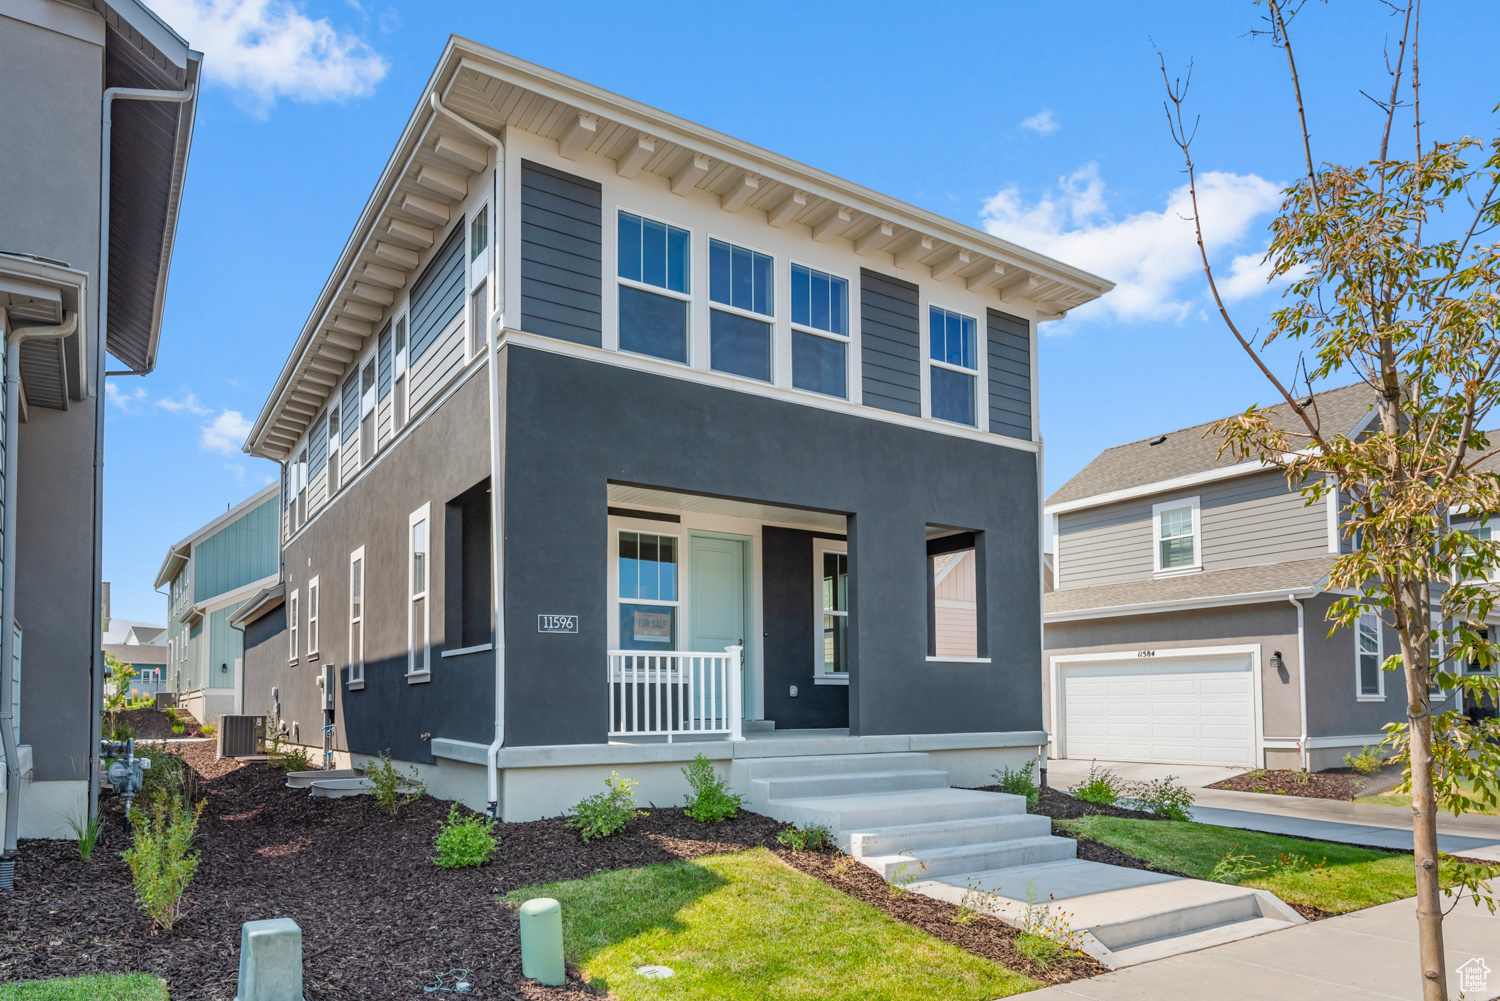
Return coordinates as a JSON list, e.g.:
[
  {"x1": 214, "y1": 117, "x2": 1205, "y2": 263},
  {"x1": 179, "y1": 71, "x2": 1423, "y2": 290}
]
[{"x1": 689, "y1": 533, "x2": 750, "y2": 719}]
